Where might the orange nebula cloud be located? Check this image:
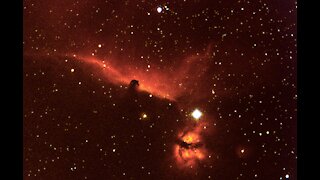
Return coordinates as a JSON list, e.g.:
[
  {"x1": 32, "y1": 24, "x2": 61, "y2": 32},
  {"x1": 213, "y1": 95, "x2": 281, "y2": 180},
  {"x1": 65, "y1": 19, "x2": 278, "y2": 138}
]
[
  {"x1": 174, "y1": 144, "x2": 206, "y2": 169},
  {"x1": 182, "y1": 132, "x2": 200, "y2": 144},
  {"x1": 173, "y1": 121, "x2": 210, "y2": 169}
]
